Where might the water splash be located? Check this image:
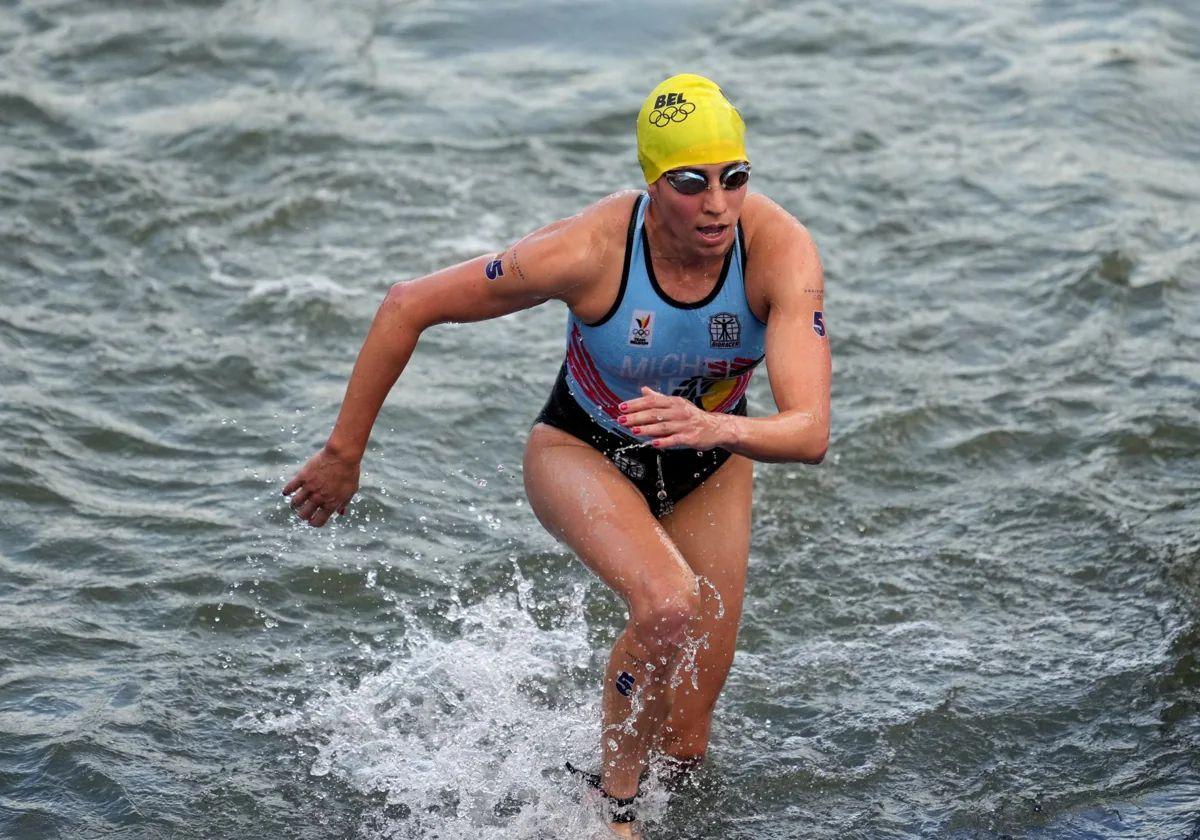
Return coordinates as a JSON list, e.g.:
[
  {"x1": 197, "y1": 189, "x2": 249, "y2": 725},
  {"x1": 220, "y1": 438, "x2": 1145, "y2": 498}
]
[{"x1": 238, "y1": 577, "x2": 634, "y2": 838}]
